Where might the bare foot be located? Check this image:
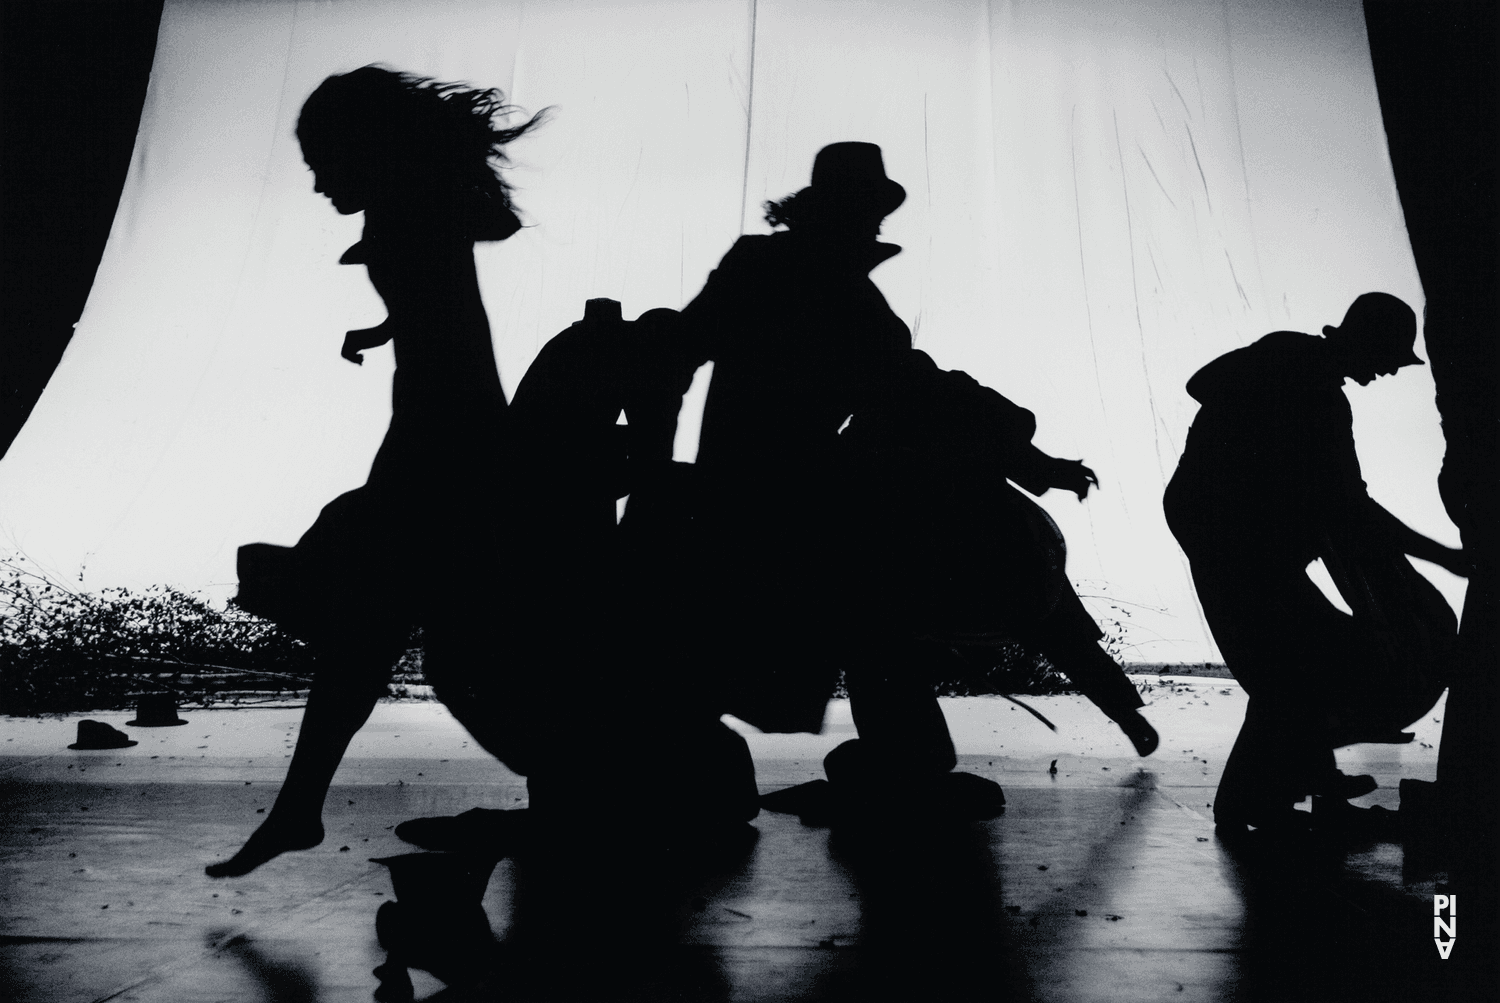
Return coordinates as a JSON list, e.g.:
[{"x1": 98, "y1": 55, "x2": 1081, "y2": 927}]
[{"x1": 206, "y1": 816, "x2": 324, "y2": 877}]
